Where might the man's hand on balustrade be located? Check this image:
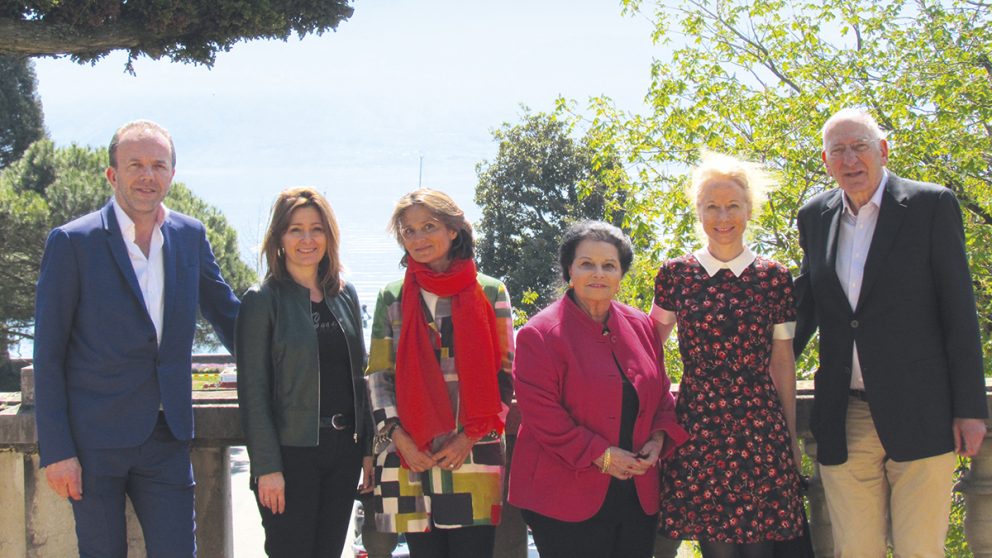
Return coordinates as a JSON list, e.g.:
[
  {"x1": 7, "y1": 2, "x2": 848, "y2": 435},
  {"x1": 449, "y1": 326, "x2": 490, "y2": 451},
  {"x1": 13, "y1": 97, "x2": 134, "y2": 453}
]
[
  {"x1": 45, "y1": 457, "x2": 83, "y2": 500},
  {"x1": 953, "y1": 418, "x2": 988, "y2": 458}
]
